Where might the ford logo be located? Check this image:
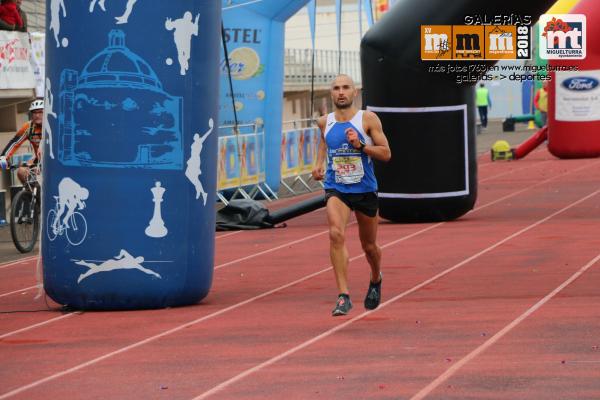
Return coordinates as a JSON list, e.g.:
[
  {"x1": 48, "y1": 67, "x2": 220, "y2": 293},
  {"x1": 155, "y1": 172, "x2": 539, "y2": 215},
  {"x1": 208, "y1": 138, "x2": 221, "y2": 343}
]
[{"x1": 562, "y1": 77, "x2": 599, "y2": 91}]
